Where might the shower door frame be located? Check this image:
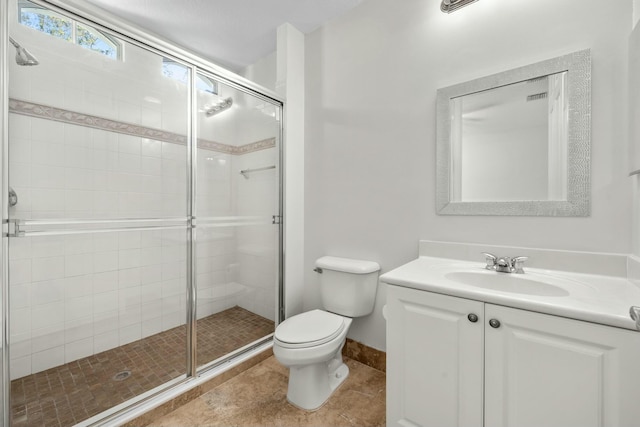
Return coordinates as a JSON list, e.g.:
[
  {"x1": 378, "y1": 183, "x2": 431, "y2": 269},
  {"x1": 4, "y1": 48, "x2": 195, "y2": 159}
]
[
  {"x1": 0, "y1": 0, "x2": 286, "y2": 425},
  {"x1": 1, "y1": 0, "x2": 9, "y2": 425}
]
